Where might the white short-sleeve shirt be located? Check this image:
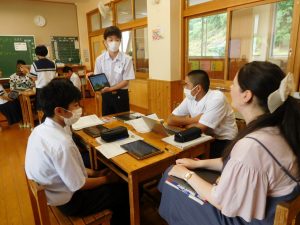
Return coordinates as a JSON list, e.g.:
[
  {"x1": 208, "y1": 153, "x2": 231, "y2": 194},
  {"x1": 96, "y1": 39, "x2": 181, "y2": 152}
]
[
  {"x1": 25, "y1": 118, "x2": 87, "y2": 206},
  {"x1": 94, "y1": 51, "x2": 135, "y2": 89},
  {"x1": 172, "y1": 90, "x2": 238, "y2": 140},
  {"x1": 70, "y1": 73, "x2": 81, "y2": 91},
  {"x1": 0, "y1": 84, "x2": 8, "y2": 105}
]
